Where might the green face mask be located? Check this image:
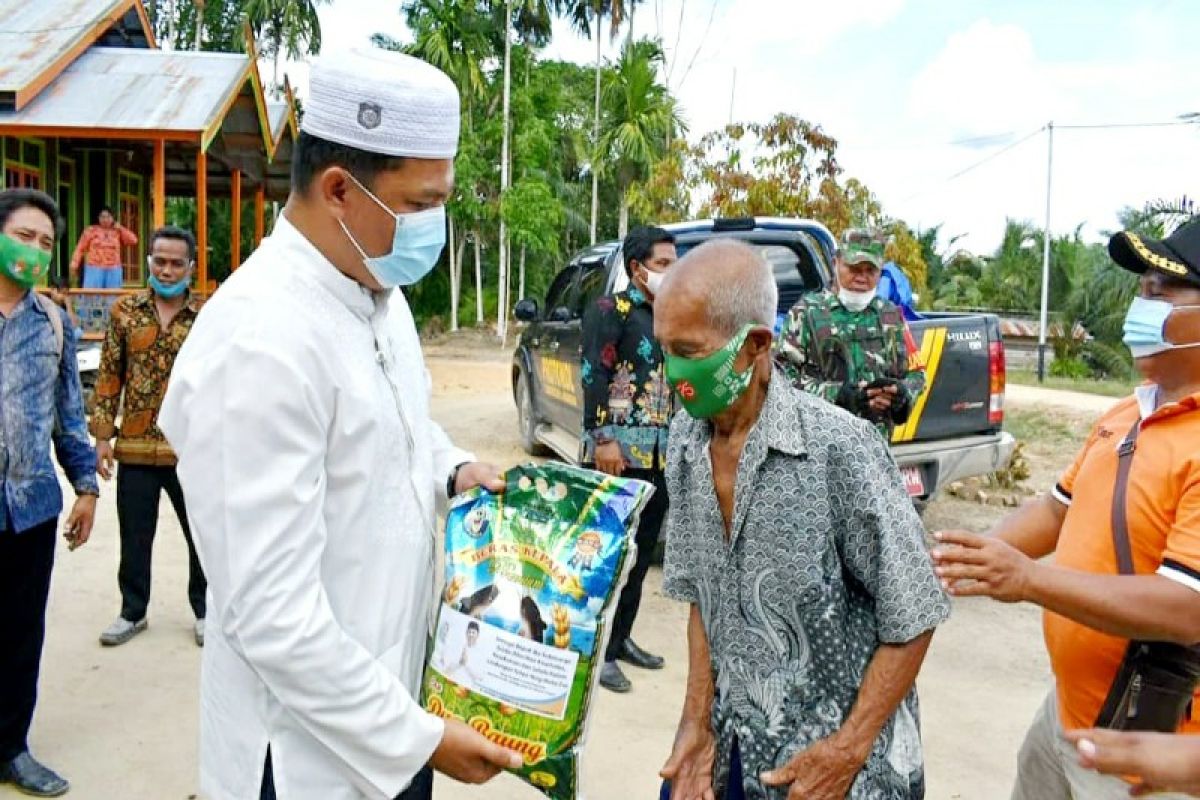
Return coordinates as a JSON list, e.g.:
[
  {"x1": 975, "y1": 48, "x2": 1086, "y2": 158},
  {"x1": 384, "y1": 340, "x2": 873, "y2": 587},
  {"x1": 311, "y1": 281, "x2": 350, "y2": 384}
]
[
  {"x1": 0, "y1": 234, "x2": 51, "y2": 289},
  {"x1": 664, "y1": 323, "x2": 757, "y2": 419}
]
